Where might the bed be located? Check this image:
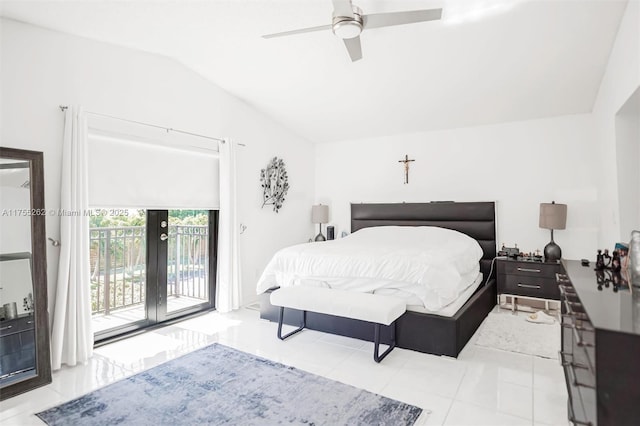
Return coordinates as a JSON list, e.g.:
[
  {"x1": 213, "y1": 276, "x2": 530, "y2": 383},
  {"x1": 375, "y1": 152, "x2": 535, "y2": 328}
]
[{"x1": 259, "y1": 201, "x2": 497, "y2": 357}]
